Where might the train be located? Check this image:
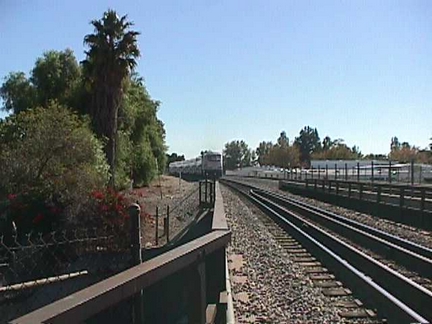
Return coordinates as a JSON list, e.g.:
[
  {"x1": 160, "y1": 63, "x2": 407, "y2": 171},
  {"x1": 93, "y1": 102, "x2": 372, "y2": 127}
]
[{"x1": 168, "y1": 151, "x2": 223, "y2": 179}]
